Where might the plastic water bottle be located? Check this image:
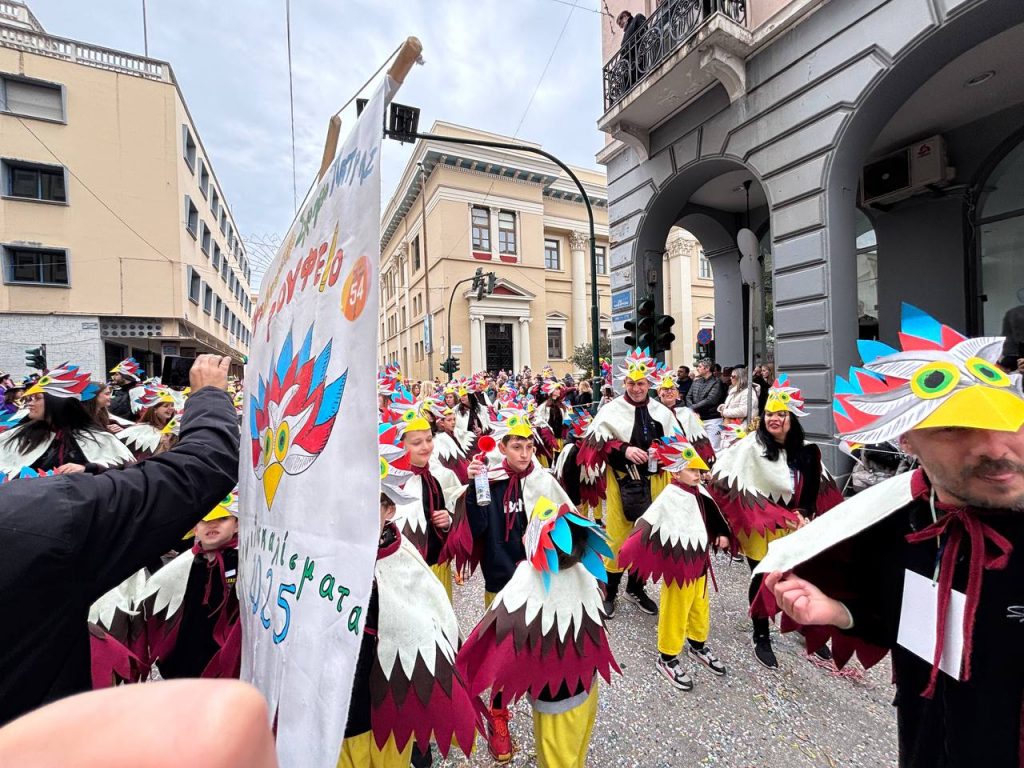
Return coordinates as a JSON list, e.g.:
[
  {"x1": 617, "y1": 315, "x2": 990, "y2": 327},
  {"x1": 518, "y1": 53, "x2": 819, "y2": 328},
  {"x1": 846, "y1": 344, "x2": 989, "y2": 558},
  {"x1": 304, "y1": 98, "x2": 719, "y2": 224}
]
[
  {"x1": 647, "y1": 452, "x2": 658, "y2": 474},
  {"x1": 475, "y1": 471, "x2": 491, "y2": 505}
]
